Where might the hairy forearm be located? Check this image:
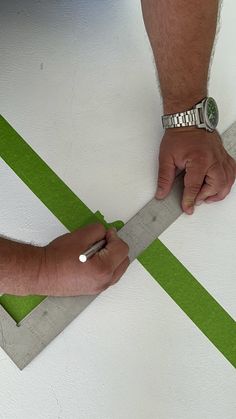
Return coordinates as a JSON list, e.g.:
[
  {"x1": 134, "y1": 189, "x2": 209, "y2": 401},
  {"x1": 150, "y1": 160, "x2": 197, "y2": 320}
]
[
  {"x1": 0, "y1": 237, "x2": 43, "y2": 295},
  {"x1": 141, "y1": 0, "x2": 219, "y2": 113}
]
